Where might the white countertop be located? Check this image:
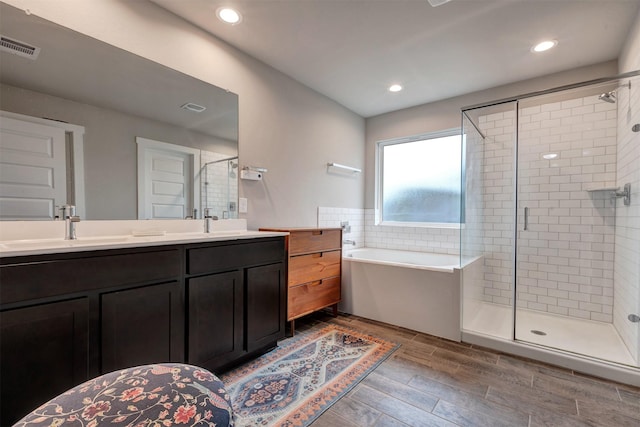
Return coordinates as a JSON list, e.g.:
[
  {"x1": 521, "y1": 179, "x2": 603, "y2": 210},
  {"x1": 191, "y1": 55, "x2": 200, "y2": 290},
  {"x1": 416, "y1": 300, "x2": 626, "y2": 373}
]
[{"x1": 0, "y1": 219, "x2": 288, "y2": 258}]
